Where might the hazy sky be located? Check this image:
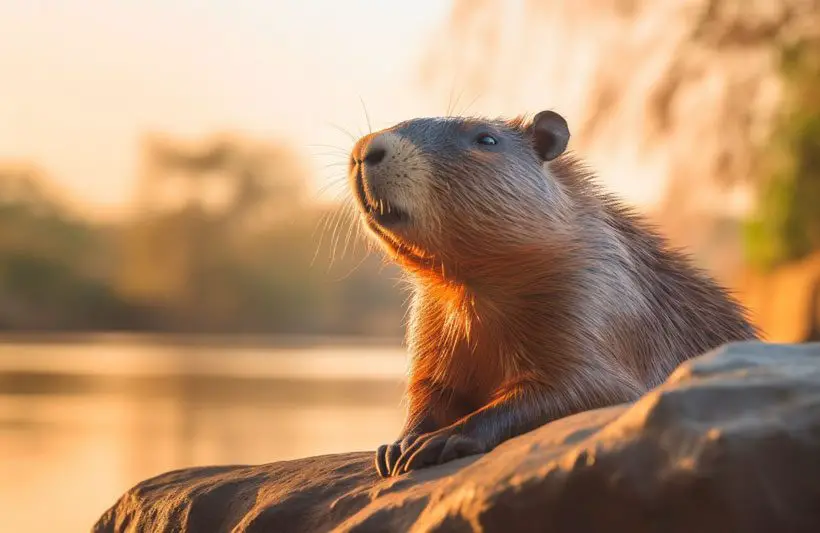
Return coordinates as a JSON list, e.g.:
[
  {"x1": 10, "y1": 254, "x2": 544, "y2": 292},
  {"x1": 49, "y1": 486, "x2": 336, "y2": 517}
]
[{"x1": 1, "y1": 0, "x2": 452, "y2": 219}]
